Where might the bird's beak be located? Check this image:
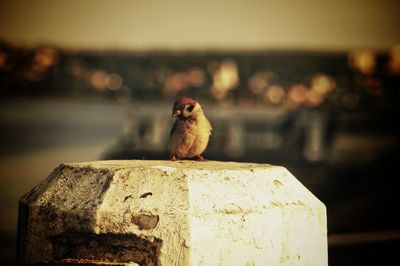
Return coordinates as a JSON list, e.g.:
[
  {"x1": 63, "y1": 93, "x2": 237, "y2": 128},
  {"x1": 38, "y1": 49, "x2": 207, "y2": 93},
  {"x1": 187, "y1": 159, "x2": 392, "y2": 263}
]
[{"x1": 172, "y1": 110, "x2": 181, "y2": 118}]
